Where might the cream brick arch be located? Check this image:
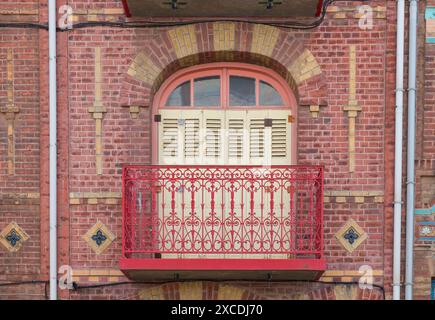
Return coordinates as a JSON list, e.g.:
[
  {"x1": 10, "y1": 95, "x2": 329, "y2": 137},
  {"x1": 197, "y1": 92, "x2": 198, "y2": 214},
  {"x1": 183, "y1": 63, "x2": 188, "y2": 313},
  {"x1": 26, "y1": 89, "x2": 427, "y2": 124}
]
[
  {"x1": 134, "y1": 282, "x2": 384, "y2": 300},
  {"x1": 120, "y1": 22, "x2": 327, "y2": 112},
  {"x1": 137, "y1": 282, "x2": 263, "y2": 300}
]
